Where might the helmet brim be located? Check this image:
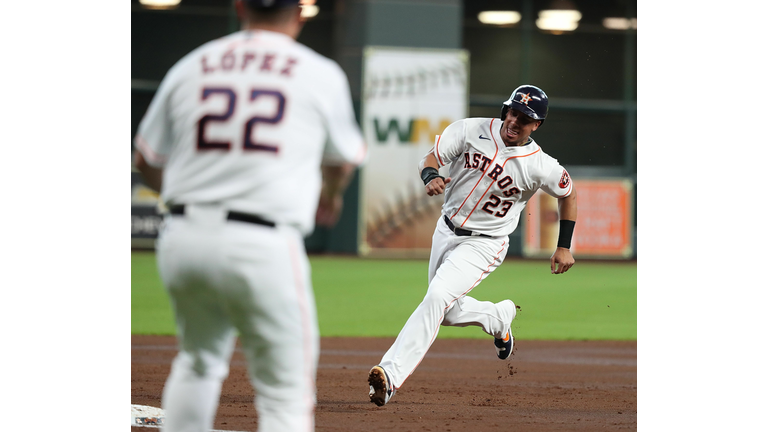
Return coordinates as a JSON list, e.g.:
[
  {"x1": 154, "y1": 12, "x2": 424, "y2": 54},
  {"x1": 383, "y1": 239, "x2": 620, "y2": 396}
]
[{"x1": 502, "y1": 100, "x2": 546, "y2": 121}]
